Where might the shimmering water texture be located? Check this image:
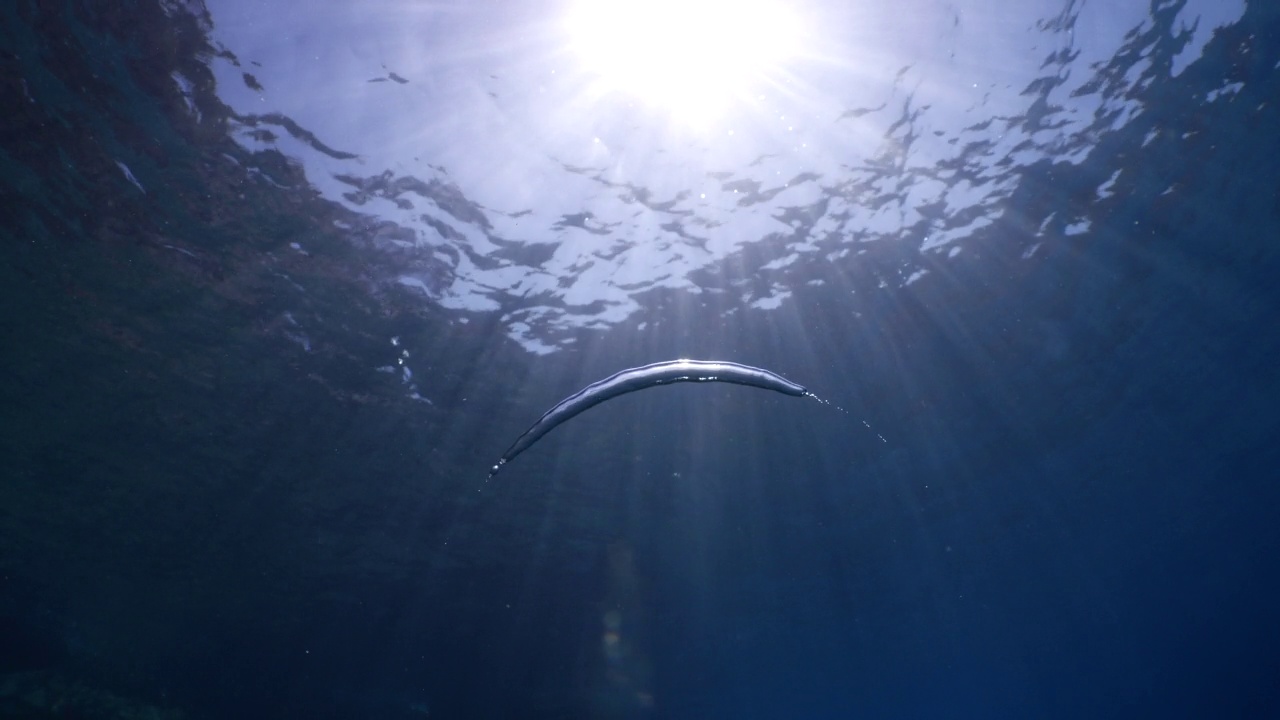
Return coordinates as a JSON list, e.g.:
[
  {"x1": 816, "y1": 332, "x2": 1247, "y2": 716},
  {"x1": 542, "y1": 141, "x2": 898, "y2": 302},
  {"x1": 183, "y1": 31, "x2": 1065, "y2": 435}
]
[{"x1": 489, "y1": 360, "x2": 811, "y2": 477}]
